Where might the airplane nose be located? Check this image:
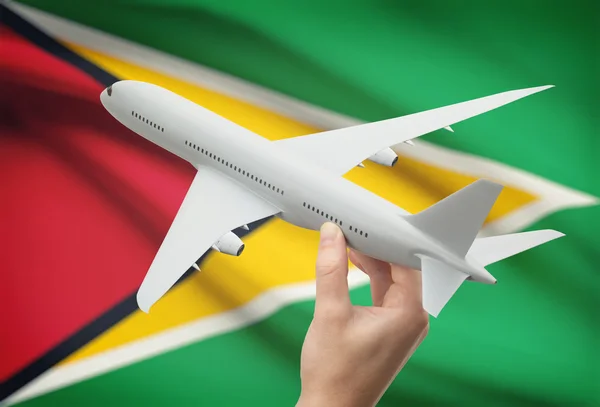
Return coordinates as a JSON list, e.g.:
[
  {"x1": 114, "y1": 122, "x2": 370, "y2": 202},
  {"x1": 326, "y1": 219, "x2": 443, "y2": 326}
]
[{"x1": 99, "y1": 84, "x2": 113, "y2": 109}]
